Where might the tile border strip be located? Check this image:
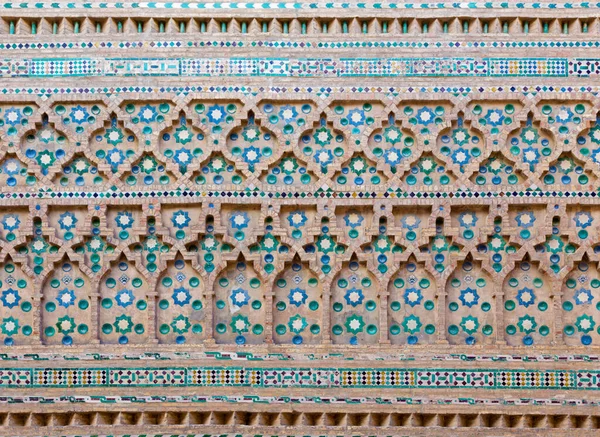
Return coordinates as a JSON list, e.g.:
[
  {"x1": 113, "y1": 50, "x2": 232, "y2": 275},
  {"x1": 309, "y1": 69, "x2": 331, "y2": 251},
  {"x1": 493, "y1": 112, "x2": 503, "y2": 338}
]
[
  {"x1": 1, "y1": 351, "x2": 599, "y2": 363},
  {"x1": 0, "y1": 366, "x2": 597, "y2": 389},
  {"x1": 0, "y1": 84, "x2": 592, "y2": 96},
  {"x1": 3, "y1": 56, "x2": 588, "y2": 78},
  {"x1": 0, "y1": 2, "x2": 596, "y2": 11},
  {"x1": 0, "y1": 394, "x2": 597, "y2": 407},
  {"x1": 0, "y1": 188, "x2": 596, "y2": 201},
  {"x1": 1, "y1": 39, "x2": 599, "y2": 52}
]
